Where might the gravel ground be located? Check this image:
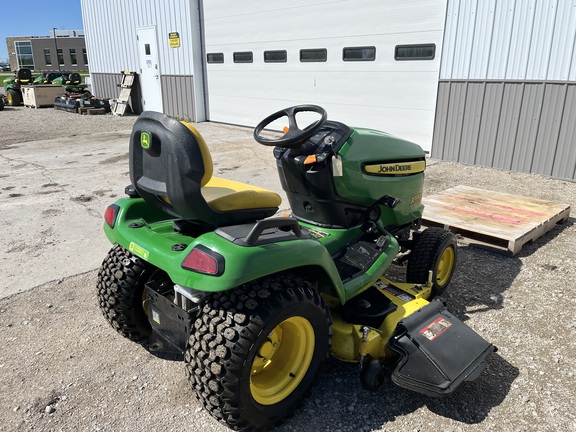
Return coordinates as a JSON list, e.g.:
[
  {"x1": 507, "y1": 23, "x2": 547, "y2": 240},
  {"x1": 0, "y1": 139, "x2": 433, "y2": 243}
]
[
  {"x1": 0, "y1": 105, "x2": 137, "y2": 150},
  {"x1": 1, "y1": 106, "x2": 575, "y2": 432}
]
